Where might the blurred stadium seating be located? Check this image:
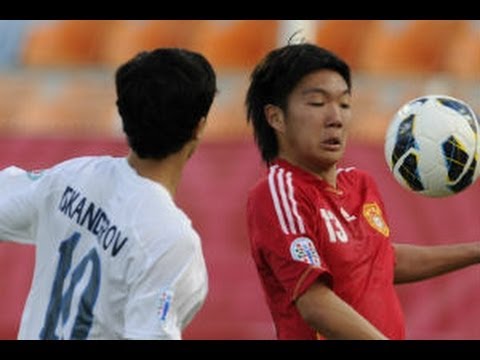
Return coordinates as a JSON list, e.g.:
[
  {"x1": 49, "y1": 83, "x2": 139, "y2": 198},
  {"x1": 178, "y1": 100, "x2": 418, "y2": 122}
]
[
  {"x1": 0, "y1": 20, "x2": 477, "y2": 143},
  {"x1": 0, "y1": 20, "x2": 479, "y2": 339}
]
